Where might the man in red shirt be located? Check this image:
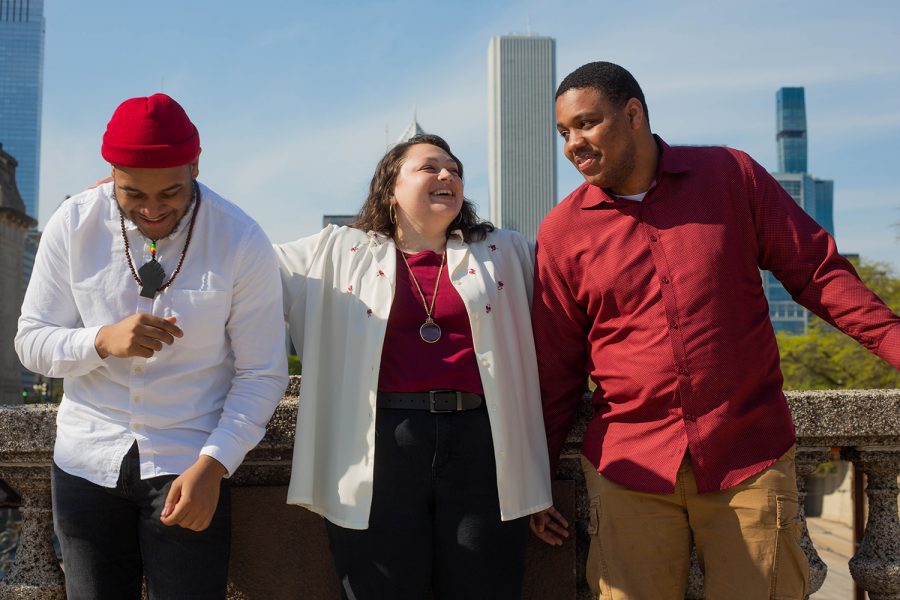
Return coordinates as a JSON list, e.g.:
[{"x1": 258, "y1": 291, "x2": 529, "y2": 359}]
[{"x1": 529, "y1": 61, "x2": 900, "y2": 599}]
